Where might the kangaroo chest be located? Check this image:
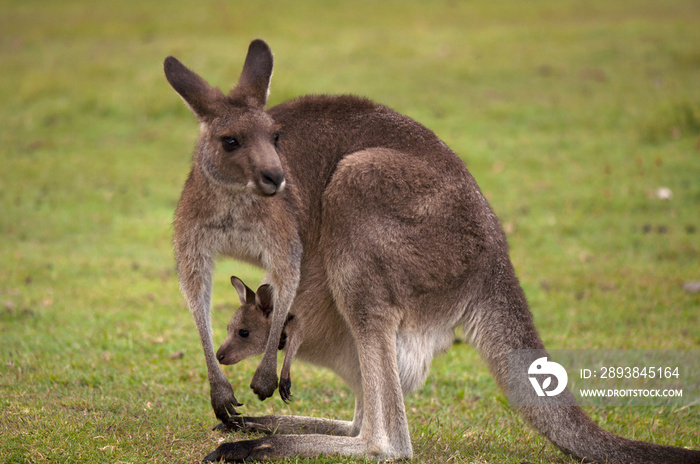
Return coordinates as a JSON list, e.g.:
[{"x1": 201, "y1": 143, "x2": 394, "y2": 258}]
[{"x1": 196, "y1": 194, "x2": 271, "y2": 267}]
